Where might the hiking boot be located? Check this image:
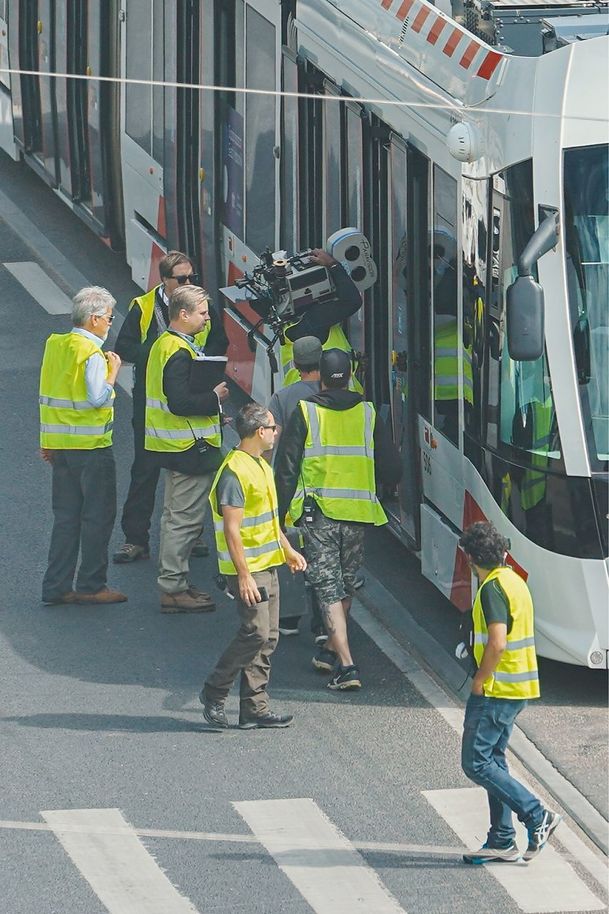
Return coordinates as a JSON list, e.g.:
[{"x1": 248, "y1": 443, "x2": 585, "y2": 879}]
[
  {"x1": 523, "y1": 810, "x2": 562, "y2": 861},
  {"x1": 113, "y1": 543, "x2": 150, "y2": 564},
  {"x1": 72, "y1": 587, "x2": 127, "y2": 605},
  {"x1": 187, "y1": 585, "x2": 215, "y2": 605},
  {"x1": 463, "y1": 842, "x2": 521, "y2": 865},
  {"x1": 238, "y1": 711, "x2": 293, "y2": 730},
  {"x1": 327, "y1": 665, "x2": 361, "y2": 690},
  {"x1": 199, "y1": 691, "x2": 229, "y2": 728},
  {"x1": 279, "y1": 616, "x2": 300, "y2": 636},
  {"x1": 312, "y1": 648, "x2": 338, "y2": 672},
  {"x1": 160, "y1": 590, "x2": 215, "y2": 613},
  {"x1": 191, "y1": 537, "x2": 209, "y2": 558}
]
